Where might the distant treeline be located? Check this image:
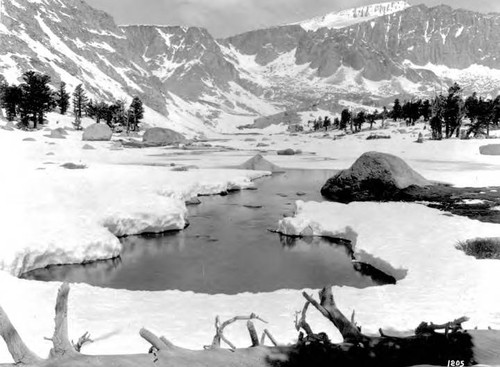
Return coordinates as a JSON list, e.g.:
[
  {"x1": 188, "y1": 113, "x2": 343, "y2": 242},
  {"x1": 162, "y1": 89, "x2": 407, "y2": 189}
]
[
  {"x1": 338, "y1": 83, "x2": 500, "y2": 139},
  {"x1": 0, "y1": 71, "x2": 144, "y2": 131}
]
